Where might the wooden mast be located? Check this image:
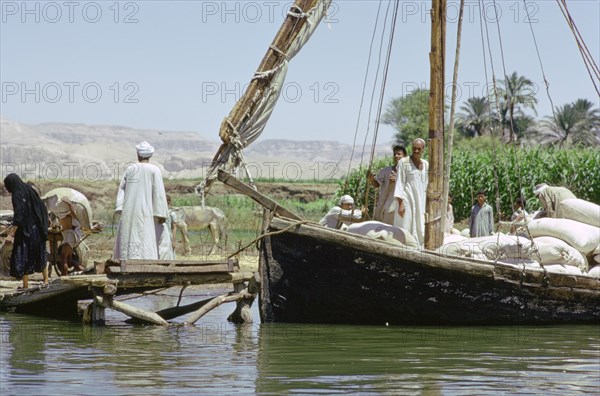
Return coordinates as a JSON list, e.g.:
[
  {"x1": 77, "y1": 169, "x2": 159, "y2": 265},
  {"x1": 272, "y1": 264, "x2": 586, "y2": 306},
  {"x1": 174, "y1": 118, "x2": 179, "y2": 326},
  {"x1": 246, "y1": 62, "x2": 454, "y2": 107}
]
[{"x1": 424, "y1": 0, "x2": 446, "y2": 250}]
